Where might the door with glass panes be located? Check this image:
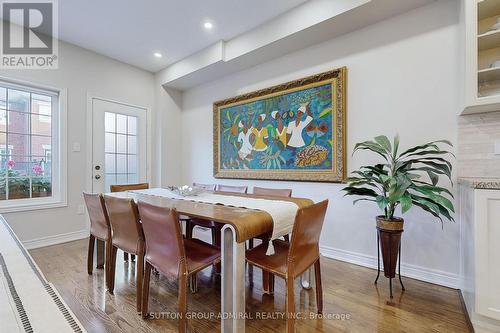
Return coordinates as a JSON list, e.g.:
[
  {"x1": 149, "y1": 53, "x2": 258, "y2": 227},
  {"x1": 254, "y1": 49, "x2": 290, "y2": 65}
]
[{"x1": 91, "y1": 98, "x2": 147, "y2": 193}]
